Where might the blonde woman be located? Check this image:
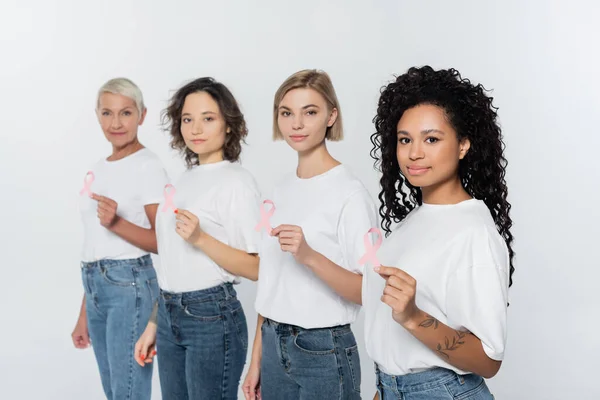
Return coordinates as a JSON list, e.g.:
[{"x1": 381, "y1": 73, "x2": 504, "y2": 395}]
[
  {"x1": 243, "y1": 70, "x2": 378, "y2": 399},
  {"x1": 71, "y1": 78, "x2": 168, "y2": 400}
]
